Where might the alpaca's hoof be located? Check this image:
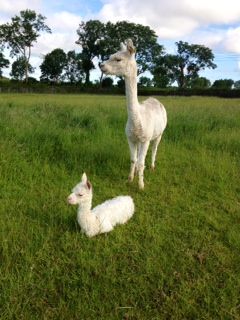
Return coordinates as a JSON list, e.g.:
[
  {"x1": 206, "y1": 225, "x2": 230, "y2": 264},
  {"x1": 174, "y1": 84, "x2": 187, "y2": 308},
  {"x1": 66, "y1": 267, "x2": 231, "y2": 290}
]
[
  {"x1": 151, "y1": 165, "x2": 155, "y2": 171},
  {"x1": 128, "y1": 176, "x2": 134, "y2": 182}
]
